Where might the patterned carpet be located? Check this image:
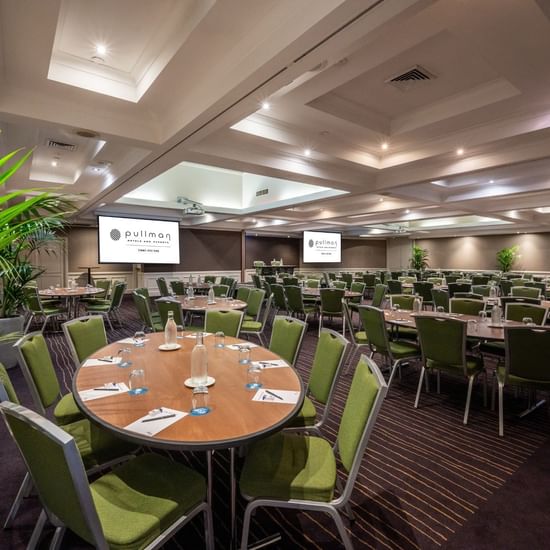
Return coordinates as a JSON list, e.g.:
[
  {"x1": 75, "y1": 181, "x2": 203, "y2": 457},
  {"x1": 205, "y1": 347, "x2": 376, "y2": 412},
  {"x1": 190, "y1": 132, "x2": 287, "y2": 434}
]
[{"x1": 1, "y1": 298, "x2": 549, "y2": 549}]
